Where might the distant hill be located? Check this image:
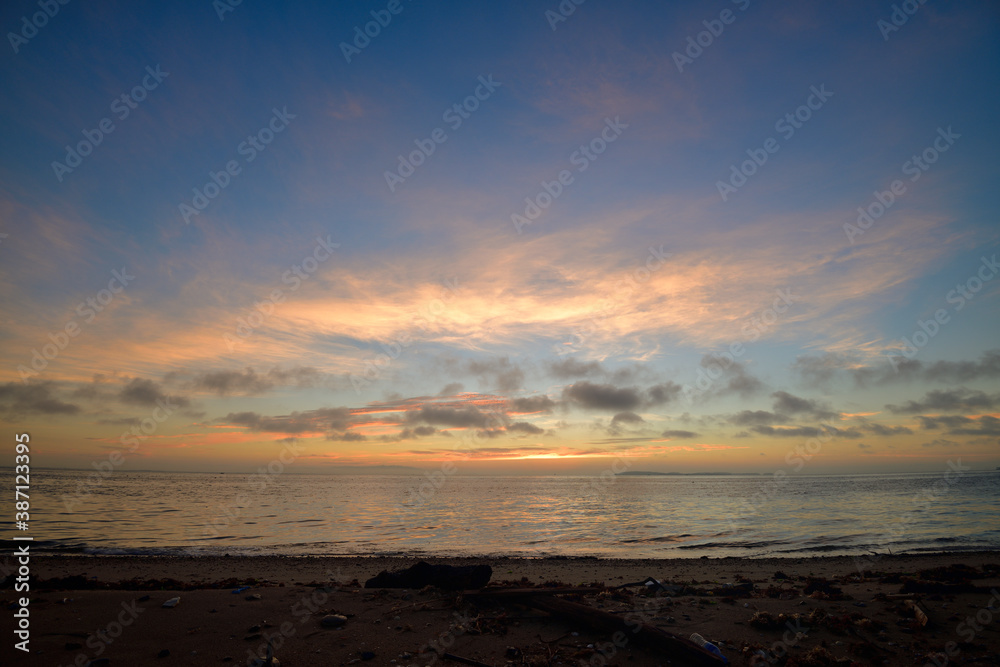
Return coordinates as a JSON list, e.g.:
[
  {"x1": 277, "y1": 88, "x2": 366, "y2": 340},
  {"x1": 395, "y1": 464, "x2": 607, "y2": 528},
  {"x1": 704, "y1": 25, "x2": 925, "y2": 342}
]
[{"x1": 615, "y1": 470, "x2": 739, "y2": 476}]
